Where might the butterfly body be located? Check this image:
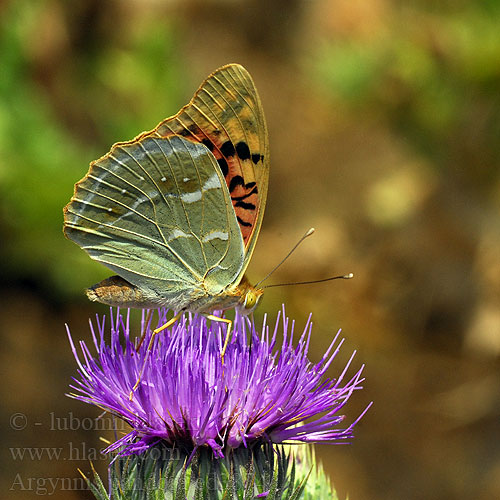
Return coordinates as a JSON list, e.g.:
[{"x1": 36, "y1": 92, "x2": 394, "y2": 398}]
[
  {"x1": 64, "y1": 64, "x2": 268, "y2": 317},
  {"x1": 85, "y1": 273, "x2": 262, "y2": 315}
]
